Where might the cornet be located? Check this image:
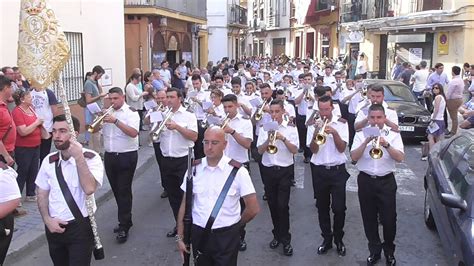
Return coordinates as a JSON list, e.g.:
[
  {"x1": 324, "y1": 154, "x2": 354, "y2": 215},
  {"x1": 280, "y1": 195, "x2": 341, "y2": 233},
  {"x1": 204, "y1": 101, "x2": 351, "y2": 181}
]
[
  {"x1": 369, "y1": 136, "x2": 383, "y2": 159},
  {"x1": 314, "y1": 118, "x2": 328, "y2": 145},
  {"x1": 255, "y1": 99, "x2": 269, "y2": 121},
  {"x1": 220, "y1": 113, "x2": 230, "y2": 129},
  {"x1": 267, "y1": 130, "x2": 278, "y2": 154},
  {"x1": 87, "y1": 106, "x2": 114, "y2": 133},
  {"x1": 150, "y1": 108, "x2": 173, "y2": 142}
]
